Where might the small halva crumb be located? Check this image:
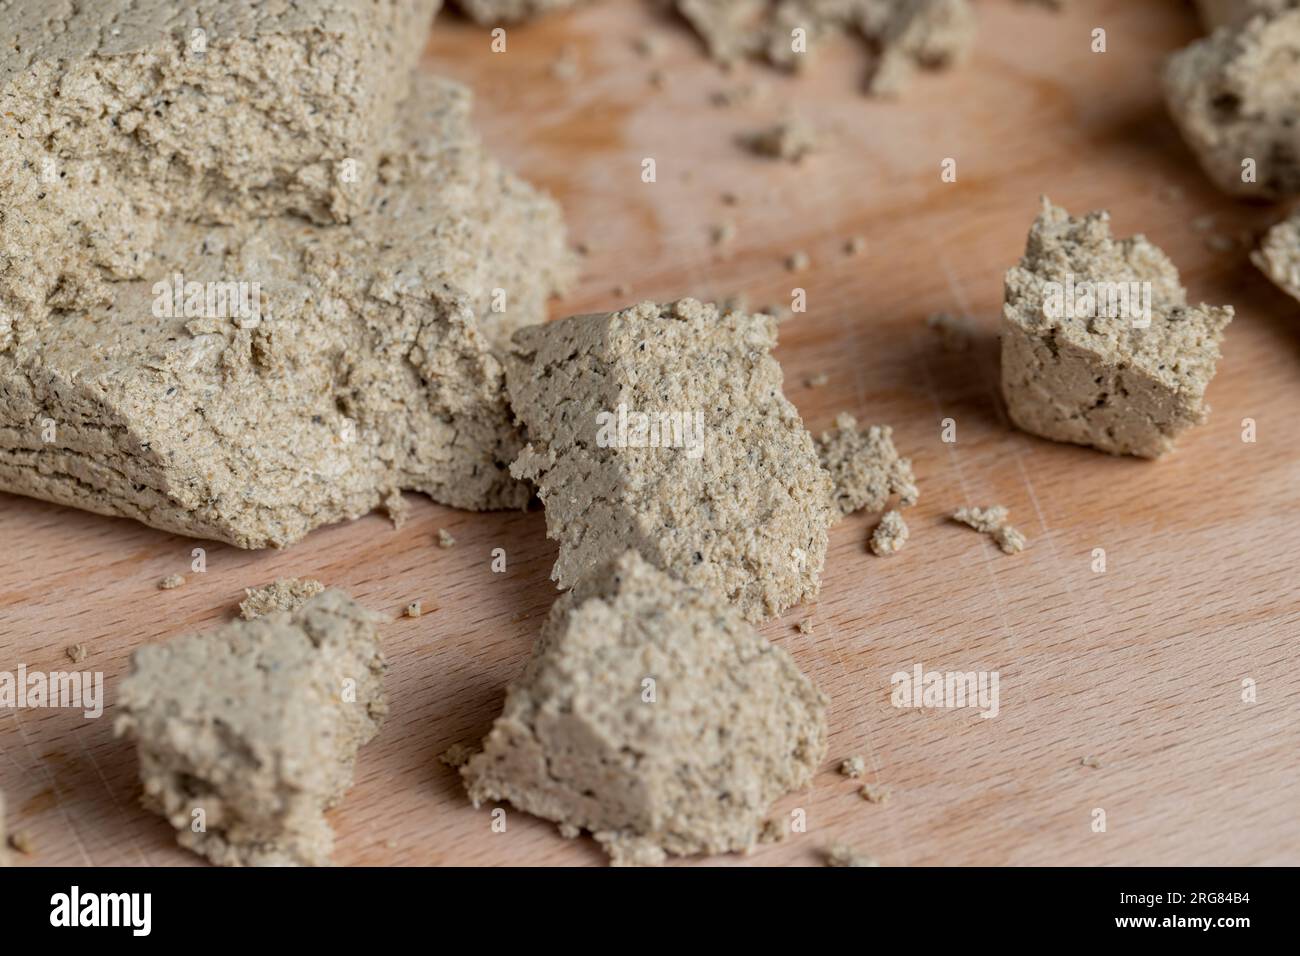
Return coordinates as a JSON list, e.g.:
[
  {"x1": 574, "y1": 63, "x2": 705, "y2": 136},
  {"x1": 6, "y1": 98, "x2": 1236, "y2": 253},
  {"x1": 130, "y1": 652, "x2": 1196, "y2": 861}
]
[
  {"x1": 159, "y1": 574, "x2": 185, "y2": 591},
  {"x1": 816, "y1": 413, "x2": 919, "y2": 516},
  {"x1": 786, "y1": 250, "x2": 811, "y2": 272},
  {"x1": 9, "y1": 830, "x2": 33, "y2": 856},
  {"x1": 860, "y1": 783, "x2": 892, "y2": 804},
  {"x1": 825, "y1": 843, "x2": 878, "y2": 867},
  {"x1": 239, "y1": 578, "x2": 326, "y2": 620},
  {"x1": 845, "y1": 236, "x2": 867, "y2": 256},
  {"x1": 805, "y1": 372, "x2": 830, "y2": 388},
  {"x1": 757, "y1": 817, "x2": 787, "y2": 845},
  {"x1": 405, "y1": 601, "x2": 422, "y2": 619},
  {"x1": 952, "y1": 506, "x2": 1027, "y2": 555},
  {"x1": 1081, "y1": 755, "x2": 1103, "y2": 770},
  {"x1": 383, "y1": 489, "x2": 410, "y2": 530},
  {"x1": 840, "y1": 755, "x2": 866, "y2": 778},
  {"x1": 65, "y1": 644, "x2": 88, "y2": 664},
  {"x1": 437, "y1": 529, "x2": 457, "y2": 549},
  {"x1": 742, "y1": 119, "x2": 818, "y2": 162},
  {"x1": 870, "y1": 509, "x2": 910, "y2": 556},
  {"x1": 798, "y1": 619, "x2": 814, "y2": 635},
  {"x1": 439, "y1": 743, "x2": 478, "y2": 769},
  {"x1": 461, "y1": 552, "x2": 828, "y2": 866}
]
